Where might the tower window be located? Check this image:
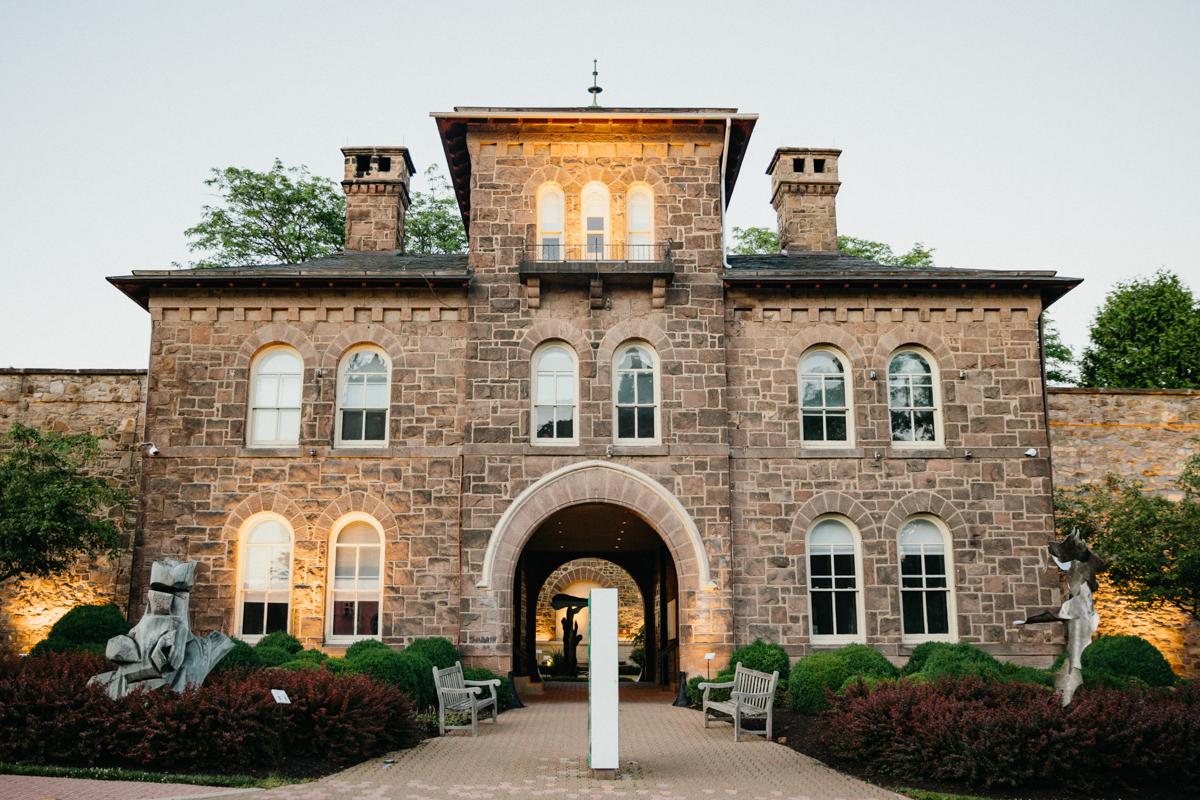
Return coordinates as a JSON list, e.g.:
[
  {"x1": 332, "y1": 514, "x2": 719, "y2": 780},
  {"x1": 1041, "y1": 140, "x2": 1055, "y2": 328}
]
[
  {"x1": 813, "y1": 158, "x2": 826, "y2": 173},
  {"x1": 355, "y1": 154, "x2": 372, "y2": 174},
  {"x1": 378, "y1": 156, "x2": 391, "y2": 172},
  {"x1": 793, "y1": 158, "x2": 805, "y2": 172}
]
